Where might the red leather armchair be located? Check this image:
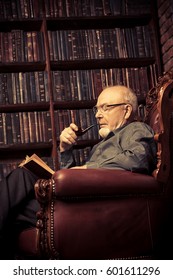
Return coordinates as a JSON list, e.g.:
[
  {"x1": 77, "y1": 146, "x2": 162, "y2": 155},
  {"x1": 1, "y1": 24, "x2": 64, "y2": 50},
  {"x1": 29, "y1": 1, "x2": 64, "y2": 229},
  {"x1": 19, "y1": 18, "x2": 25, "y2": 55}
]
[{"x1": 17, "y1": 73, "x2": 173, "y2": 259}]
